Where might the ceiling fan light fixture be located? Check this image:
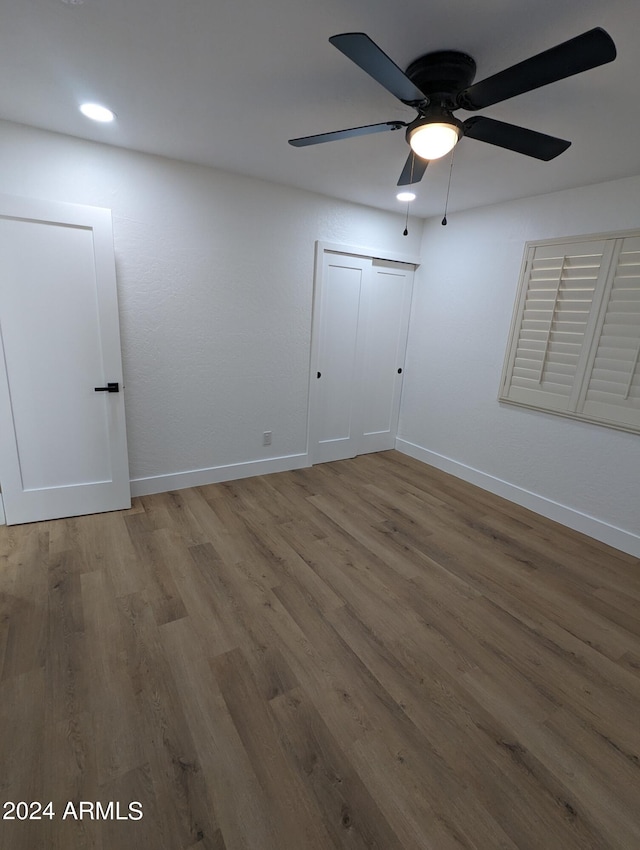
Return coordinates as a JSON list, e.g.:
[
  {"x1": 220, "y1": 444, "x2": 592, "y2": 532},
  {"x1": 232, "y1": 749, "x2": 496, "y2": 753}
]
[
  {"x1": 292, "y1": 29, "x2": 616, "y2": 186},
  {"x1": 408, "y1": 119, "x2": 460, "y2": 160},
  {"x1": 396, "y1": 191, "x2": 416, "y2": 202}
]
